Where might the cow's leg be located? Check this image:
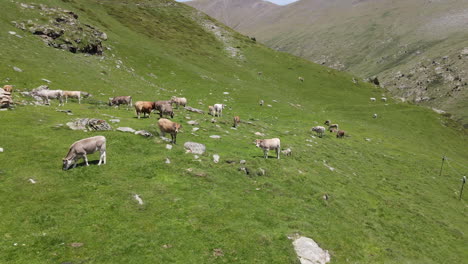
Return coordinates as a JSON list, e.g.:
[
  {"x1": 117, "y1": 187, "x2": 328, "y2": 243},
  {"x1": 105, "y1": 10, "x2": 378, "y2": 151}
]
[
  {"x1": 83, "y1": 154, "x2": 89, "y2": 166},
  {"x1": 78, "y1": 96, "x2": 81, "y2": 104},
  {"x1": 98, "y1": 151, "x2": 105, "y2": 165},
  {"x1": 277, "y1": 148, "x2": 280, "y2": 159},
  {"x1": 65, "y1": 96, "x2": 68, "y2": 104},
  {"x1": 264, "y1": 150, "x2": 268, "y2": 159},
  {"x1": 172, "y1": 133, "x2": 177, "y2": 144}
]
